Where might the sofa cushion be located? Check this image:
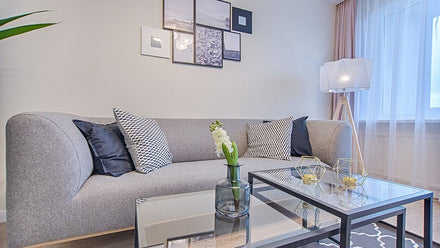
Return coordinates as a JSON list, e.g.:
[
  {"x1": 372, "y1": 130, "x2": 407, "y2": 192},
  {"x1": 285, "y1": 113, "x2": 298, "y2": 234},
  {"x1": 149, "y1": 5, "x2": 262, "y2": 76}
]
[
  {"x1": 113, "y1": 108, "x2": 173, "y2": 173},
  {"x1": 243, "y1": 117, "x2": 293, "y2": 160},
  {"x1": 73, "y1": 120, "x2": 135, "y2": 177},
  {"x1": 264, "y1": 116, "x2": 313, "y2": 157},
  {"x1": 291, "y1": 116, "x2": 313, "y2": 157}
]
